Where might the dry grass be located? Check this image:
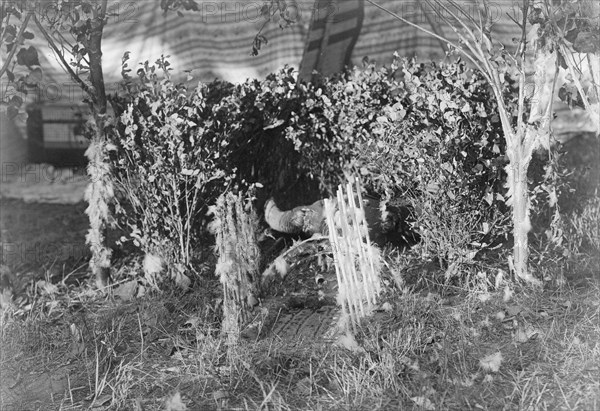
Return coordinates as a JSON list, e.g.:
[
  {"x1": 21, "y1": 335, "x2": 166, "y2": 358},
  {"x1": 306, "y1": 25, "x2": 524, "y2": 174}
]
[
  {"x1": 1, "y1": 258, "x2": 598, "y2": 410},
  {"x1": 2, "y1": 184, "x2": 599, "y2": 411}
]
